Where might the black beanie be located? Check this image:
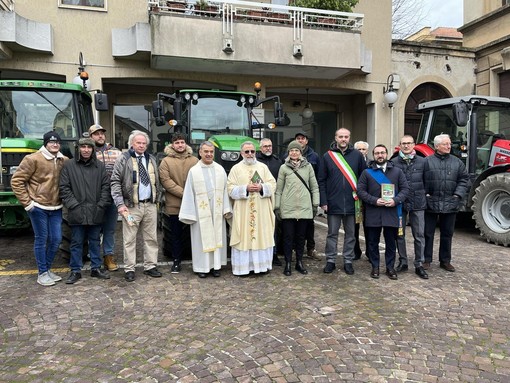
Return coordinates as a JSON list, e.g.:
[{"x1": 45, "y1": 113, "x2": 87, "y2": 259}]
[{"x1": 43, "y1": 131, "x2": 62, "y2": 147}]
